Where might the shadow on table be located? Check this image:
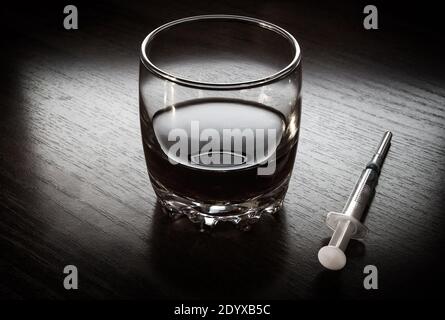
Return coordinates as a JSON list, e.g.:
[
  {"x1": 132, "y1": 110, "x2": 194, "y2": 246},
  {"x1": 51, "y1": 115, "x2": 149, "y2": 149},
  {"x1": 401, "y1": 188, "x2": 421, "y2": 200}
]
[{"x1": 147, "y1": 202, "x2": 290, "y2": 299}]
